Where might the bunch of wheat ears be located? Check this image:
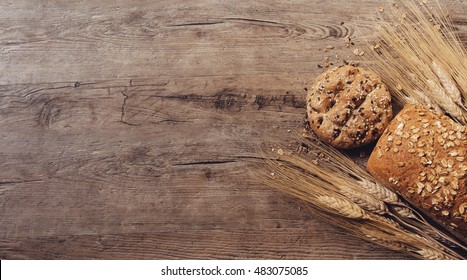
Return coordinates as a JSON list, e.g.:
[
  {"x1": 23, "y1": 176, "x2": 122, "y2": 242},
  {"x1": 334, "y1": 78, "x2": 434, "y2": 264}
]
[{"x1": 254, "y1": 0, "x2": 466, "y2": 259}]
